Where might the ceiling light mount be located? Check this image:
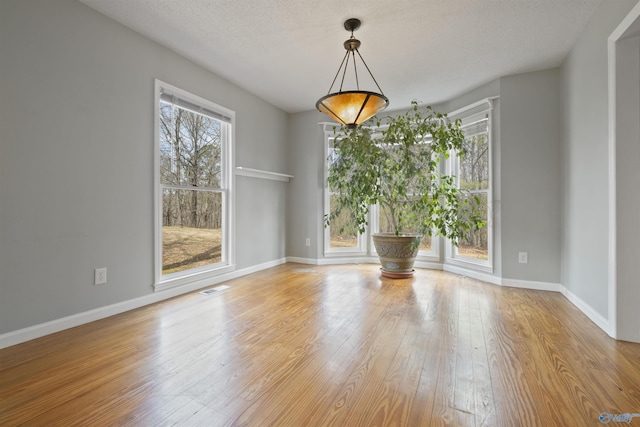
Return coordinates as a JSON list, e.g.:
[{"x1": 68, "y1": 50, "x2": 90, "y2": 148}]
[
  {"x1": 343, "y1": 18, "x2": 361, "y2": 33},
  {"x1": 316, "y1": 18, "x2": 389, "y2": 129}
]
